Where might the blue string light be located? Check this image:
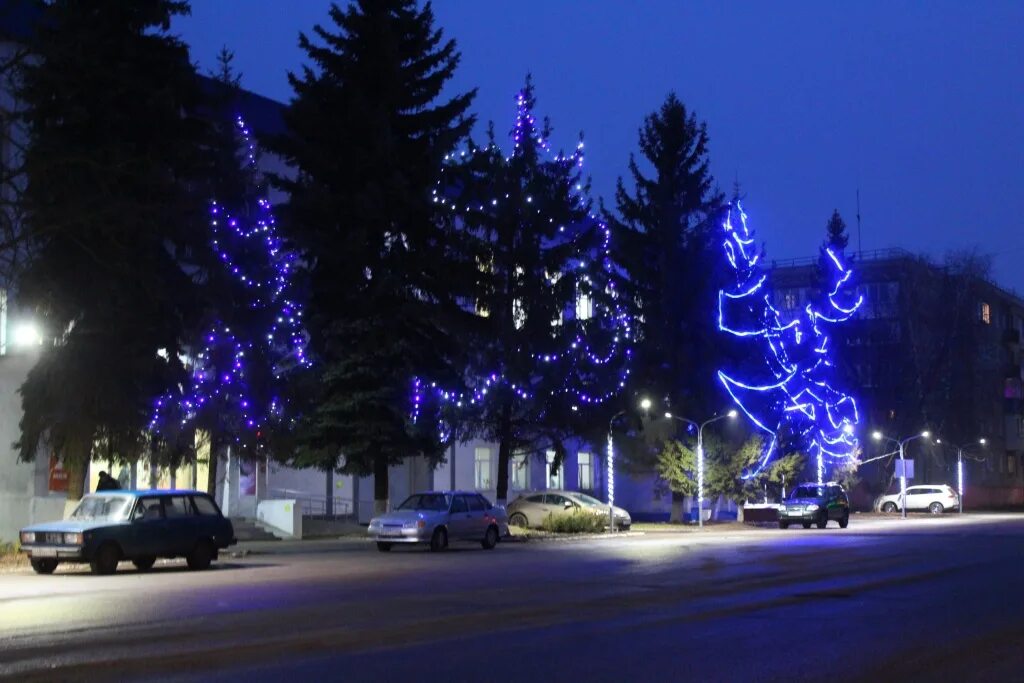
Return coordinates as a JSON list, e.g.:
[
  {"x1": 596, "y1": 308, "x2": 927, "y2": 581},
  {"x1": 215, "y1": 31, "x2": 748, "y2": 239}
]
[
  {"x1": 150, "y1": 115, "x2": 310, "y2": 447},
  {"x1": 717, "y1": 202, "x2": 862, "y2": 481}
]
